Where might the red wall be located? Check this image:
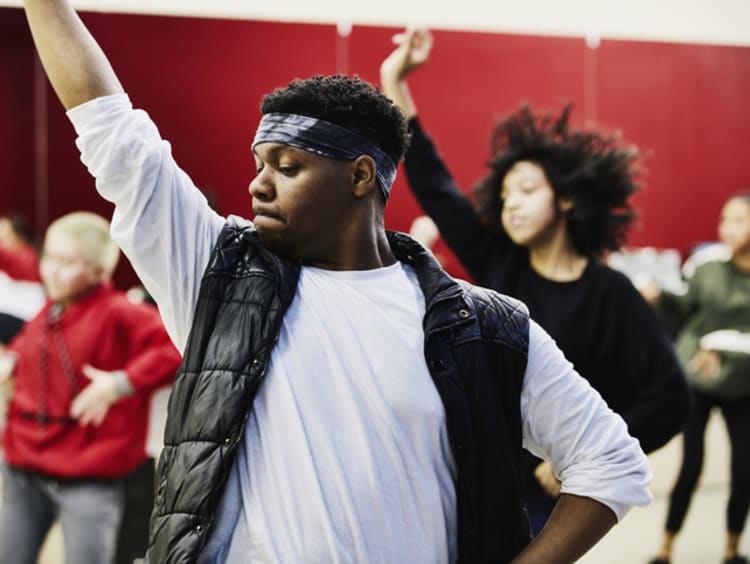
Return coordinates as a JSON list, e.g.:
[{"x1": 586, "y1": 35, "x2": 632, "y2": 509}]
[
  {"x1": 2, "y1": 8, "x2": 749, "y2": 286},
  {"x1": 0, "y1": 10, "x2": 35, "y2": 221},
  {"x1": 596, "y1": 40, "x2": 750, "y2": 251}
]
